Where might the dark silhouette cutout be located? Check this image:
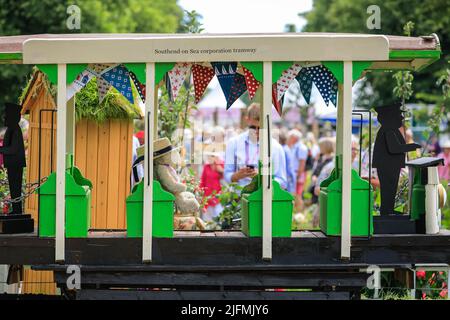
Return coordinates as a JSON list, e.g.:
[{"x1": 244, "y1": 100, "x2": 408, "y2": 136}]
[
  {"x1": 0, "y1": 103, "x2": 26, "y2": 215},
  {"x1": 373, "y1": 104, "x2": 420, "y2": 215}
]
